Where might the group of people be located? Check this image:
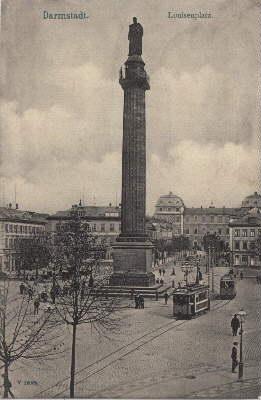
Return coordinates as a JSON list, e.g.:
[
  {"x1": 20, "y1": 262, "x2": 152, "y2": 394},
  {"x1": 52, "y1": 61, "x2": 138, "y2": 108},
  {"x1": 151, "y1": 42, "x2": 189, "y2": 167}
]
[
  {"x1": 19, "y1": 282, "x2": 41, "y2": 315},
  {"x1": 134, "y1": 293, "x2": 144, "y2": 309}
]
